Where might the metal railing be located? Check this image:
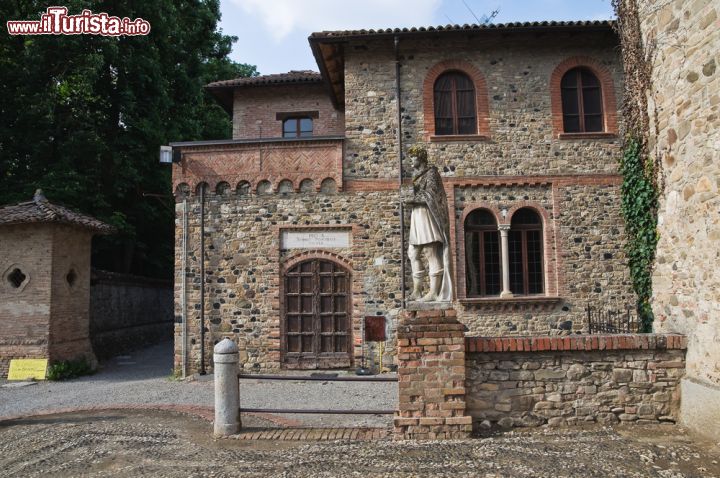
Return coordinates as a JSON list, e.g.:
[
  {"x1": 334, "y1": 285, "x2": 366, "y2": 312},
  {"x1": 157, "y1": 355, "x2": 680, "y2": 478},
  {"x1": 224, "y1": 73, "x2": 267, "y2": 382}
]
[
  {"x1": 587, "y1": 303, "x2": 640, "y2": 334},
  {"x1": 237, "y1": 373, "x2": 398, "y2": 415}
]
